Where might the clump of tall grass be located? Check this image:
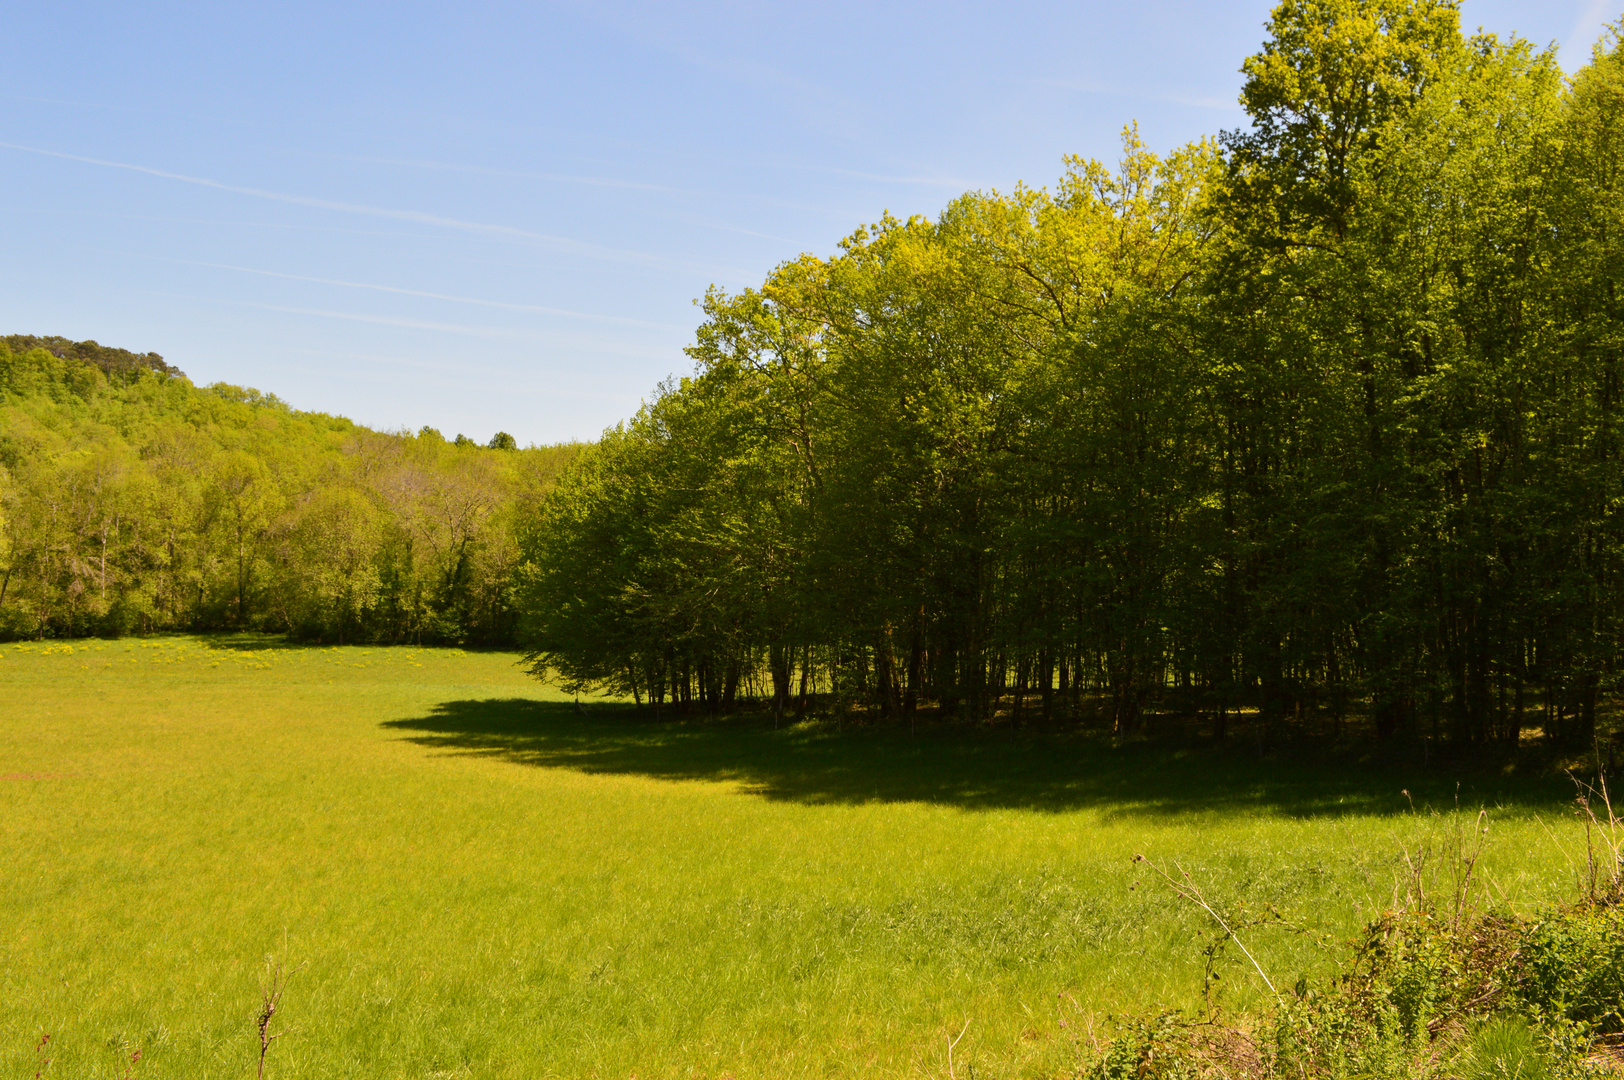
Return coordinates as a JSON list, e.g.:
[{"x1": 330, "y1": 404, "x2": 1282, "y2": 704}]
[{"x1": 1092, "y1": 777, "x2": 1624, "y2": 1080}]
